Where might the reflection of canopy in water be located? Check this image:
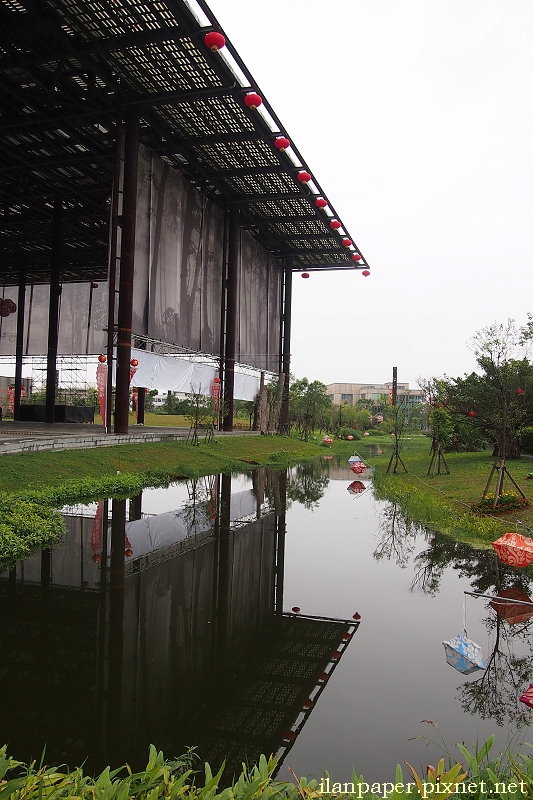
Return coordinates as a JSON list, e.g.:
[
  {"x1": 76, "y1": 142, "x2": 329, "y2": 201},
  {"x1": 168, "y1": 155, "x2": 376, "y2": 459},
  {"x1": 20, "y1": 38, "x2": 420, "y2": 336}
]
[{"x1": 123, "y1": 489, "x2": 256, "y2": 560}]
